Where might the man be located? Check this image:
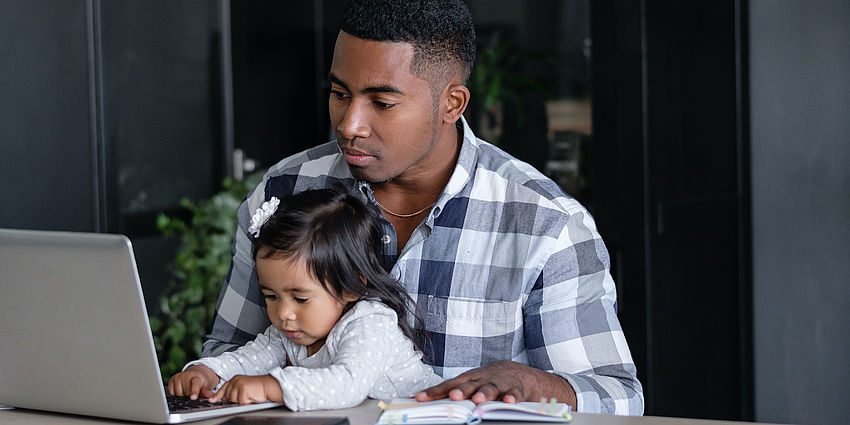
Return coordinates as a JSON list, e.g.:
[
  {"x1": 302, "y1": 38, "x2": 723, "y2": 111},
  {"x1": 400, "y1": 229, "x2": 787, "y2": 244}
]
[{"x1": 205, "y1": 0, "x2": 643, "y2": 415}]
